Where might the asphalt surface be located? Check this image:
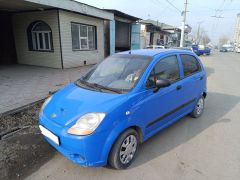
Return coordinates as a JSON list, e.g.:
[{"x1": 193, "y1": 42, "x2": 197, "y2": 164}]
[{"x1": 26, "y1": 52, "x2": 240, "y2": 180}]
